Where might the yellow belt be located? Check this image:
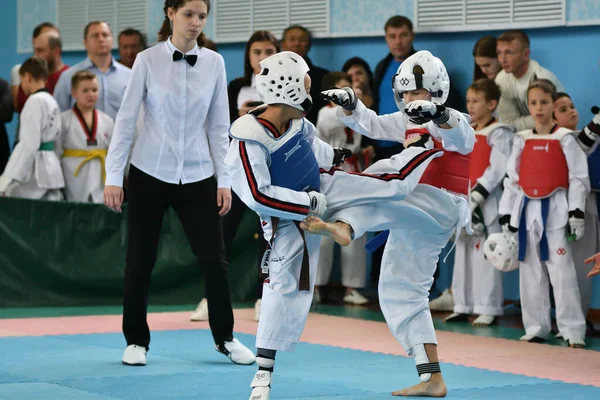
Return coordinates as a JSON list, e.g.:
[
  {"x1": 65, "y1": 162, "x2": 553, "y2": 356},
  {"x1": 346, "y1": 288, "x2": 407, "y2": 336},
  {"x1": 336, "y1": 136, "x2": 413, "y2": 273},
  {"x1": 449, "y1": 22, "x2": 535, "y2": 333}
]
[{"x1": 62, "y1": 148, "x2": 108, "y2": 183}]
